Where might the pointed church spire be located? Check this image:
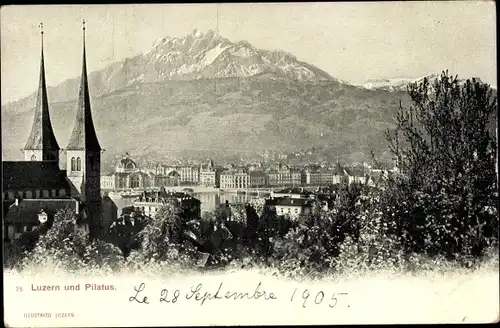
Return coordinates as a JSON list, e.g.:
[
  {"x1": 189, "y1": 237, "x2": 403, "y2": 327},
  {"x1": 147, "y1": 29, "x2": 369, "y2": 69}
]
[
  {"x1": 66, "y1": 20, "x2": 101, "y2": 151},
  {"x1": 24, "y1": 23, "x2": 60, "y2": 153}
]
